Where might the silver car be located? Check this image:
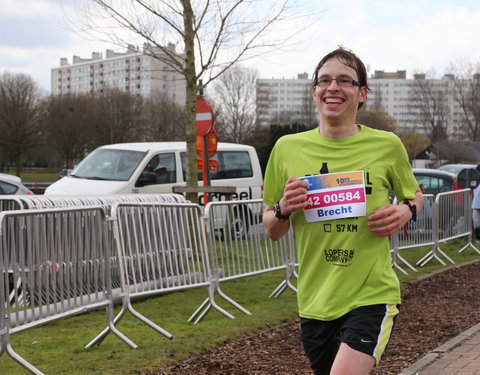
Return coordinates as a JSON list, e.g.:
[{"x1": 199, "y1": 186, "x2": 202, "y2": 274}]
[
  {"x1": 0, "y1": 173, "x2": 33, "y2": 195},
  {"x1": 438, "y1": 163, "x2": 477, "y2": 176}
]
